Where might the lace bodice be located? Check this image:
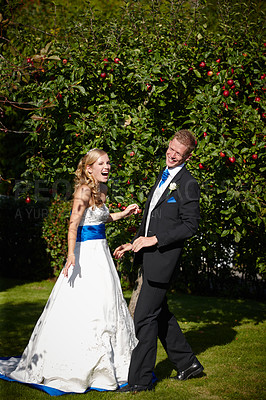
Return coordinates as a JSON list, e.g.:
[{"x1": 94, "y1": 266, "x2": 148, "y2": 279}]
[{"x1": 79, "y1": 204, "x2": 110, "y2": 226}]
